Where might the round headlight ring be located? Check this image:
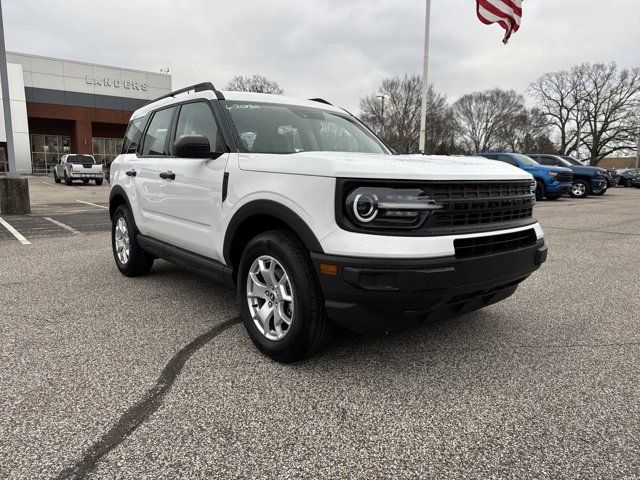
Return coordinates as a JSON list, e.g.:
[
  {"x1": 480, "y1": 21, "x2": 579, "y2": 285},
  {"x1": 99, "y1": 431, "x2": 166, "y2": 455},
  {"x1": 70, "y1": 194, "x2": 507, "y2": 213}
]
[{"x1": 352, "y1": 193, "x2": 379, "y2": 223}]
